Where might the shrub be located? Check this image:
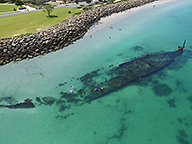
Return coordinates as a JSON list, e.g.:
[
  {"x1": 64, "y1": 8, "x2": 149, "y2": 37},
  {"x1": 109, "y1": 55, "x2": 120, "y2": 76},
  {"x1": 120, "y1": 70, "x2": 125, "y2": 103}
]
[
  {"x1": 15, "y1": 0, "x2": 24, "y2": 7},
  {"x1": 43, "y1": 4, "x2": 54, "y2": 17},
  {"x1": 0, "y1": 0, "x2": 6, "y2": 3}
]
